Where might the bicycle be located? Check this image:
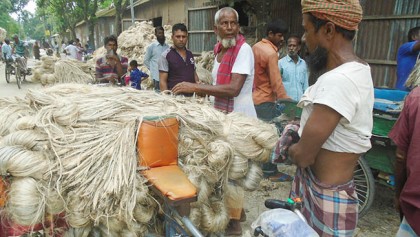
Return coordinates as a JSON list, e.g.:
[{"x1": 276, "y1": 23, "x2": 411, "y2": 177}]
[
  {"x1": 253, "y1": 198, "x2": 319, "y2": 237},
  {"x1": 13, "y1": 55, "x2": 29, "y2": 89},
  {"x1": 4, "y1": 57, "x2": 14, "y2": 84}
]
